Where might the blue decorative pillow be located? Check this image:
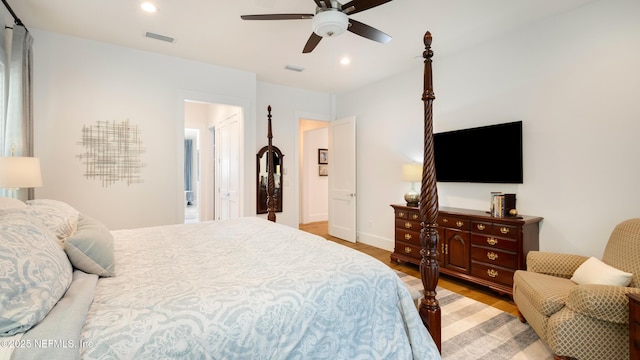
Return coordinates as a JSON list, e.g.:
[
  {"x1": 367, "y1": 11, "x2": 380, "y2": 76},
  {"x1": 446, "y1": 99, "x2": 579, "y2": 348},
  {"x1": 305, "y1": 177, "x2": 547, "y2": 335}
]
[
  {"x1": 64, "y1": 214, "x2": 116, "y2": 277},
  {"x1": 0, "y1": 209, "x2": 73, "y2": 335}
]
